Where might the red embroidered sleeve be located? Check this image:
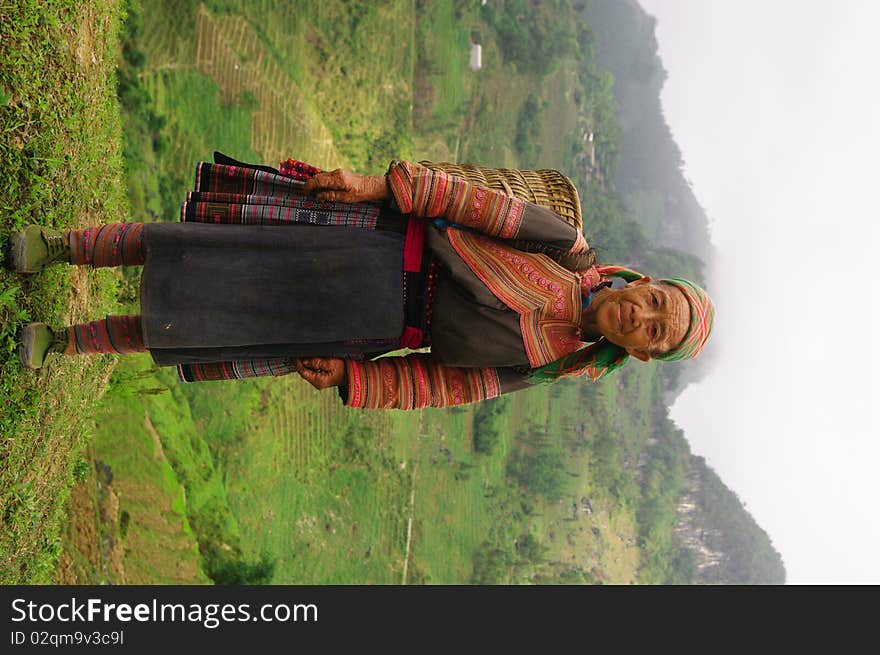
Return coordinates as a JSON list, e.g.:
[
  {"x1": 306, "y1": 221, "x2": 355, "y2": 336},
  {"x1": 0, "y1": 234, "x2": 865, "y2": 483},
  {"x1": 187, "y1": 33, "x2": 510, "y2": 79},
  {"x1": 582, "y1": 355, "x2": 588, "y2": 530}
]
[
  {"x1": 386, "y1": 161, "x2": 525, "y2": 239},
  {"x1": 344, "y1": 355, "x2": 502, "y2": 410}
]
